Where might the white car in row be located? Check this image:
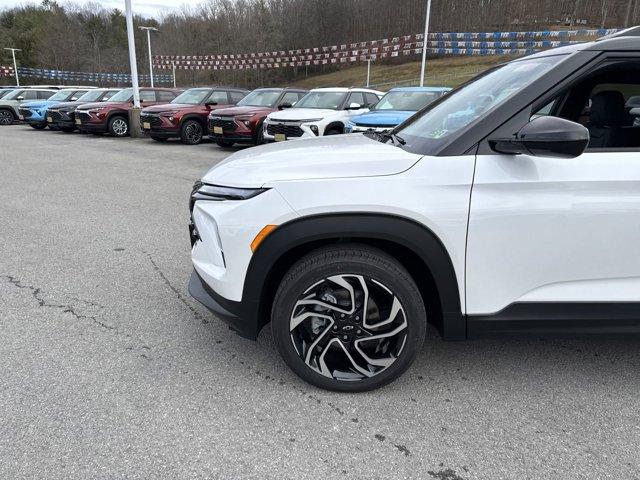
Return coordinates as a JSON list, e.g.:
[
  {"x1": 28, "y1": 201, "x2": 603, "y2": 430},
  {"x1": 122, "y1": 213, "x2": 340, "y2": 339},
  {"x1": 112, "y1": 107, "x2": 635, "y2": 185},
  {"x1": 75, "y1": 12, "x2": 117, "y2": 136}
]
[
  {"x1": 189, "y1": 28, "x2": 640, "y2": 392},
  {"x1": 262, "y1": 87, "x2": 384, "y2": 142}
]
